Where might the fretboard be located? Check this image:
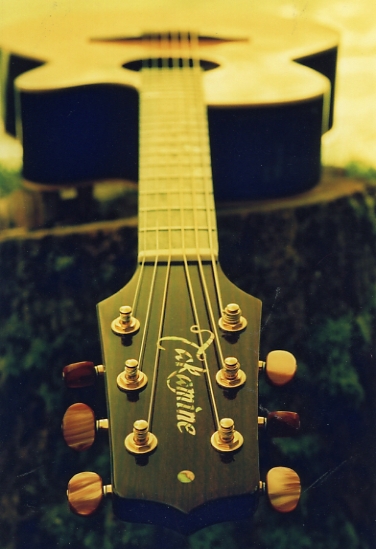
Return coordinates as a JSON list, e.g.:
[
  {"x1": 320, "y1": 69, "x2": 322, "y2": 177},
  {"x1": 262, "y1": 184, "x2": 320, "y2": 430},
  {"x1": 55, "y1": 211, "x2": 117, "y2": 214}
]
[{"x1": 138, "y1": 63, "x2": 218, "y2": 262}]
